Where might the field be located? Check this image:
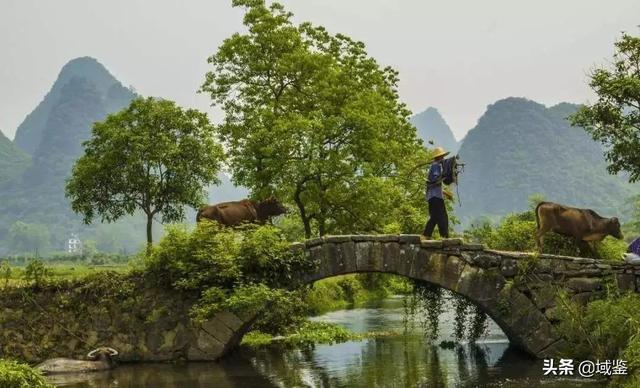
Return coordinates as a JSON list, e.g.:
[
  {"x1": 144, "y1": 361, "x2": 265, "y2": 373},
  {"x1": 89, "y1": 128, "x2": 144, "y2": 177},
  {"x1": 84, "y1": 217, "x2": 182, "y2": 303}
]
[{"x1": 0, "y1": 263, "x2": 131, "y2": 288}]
